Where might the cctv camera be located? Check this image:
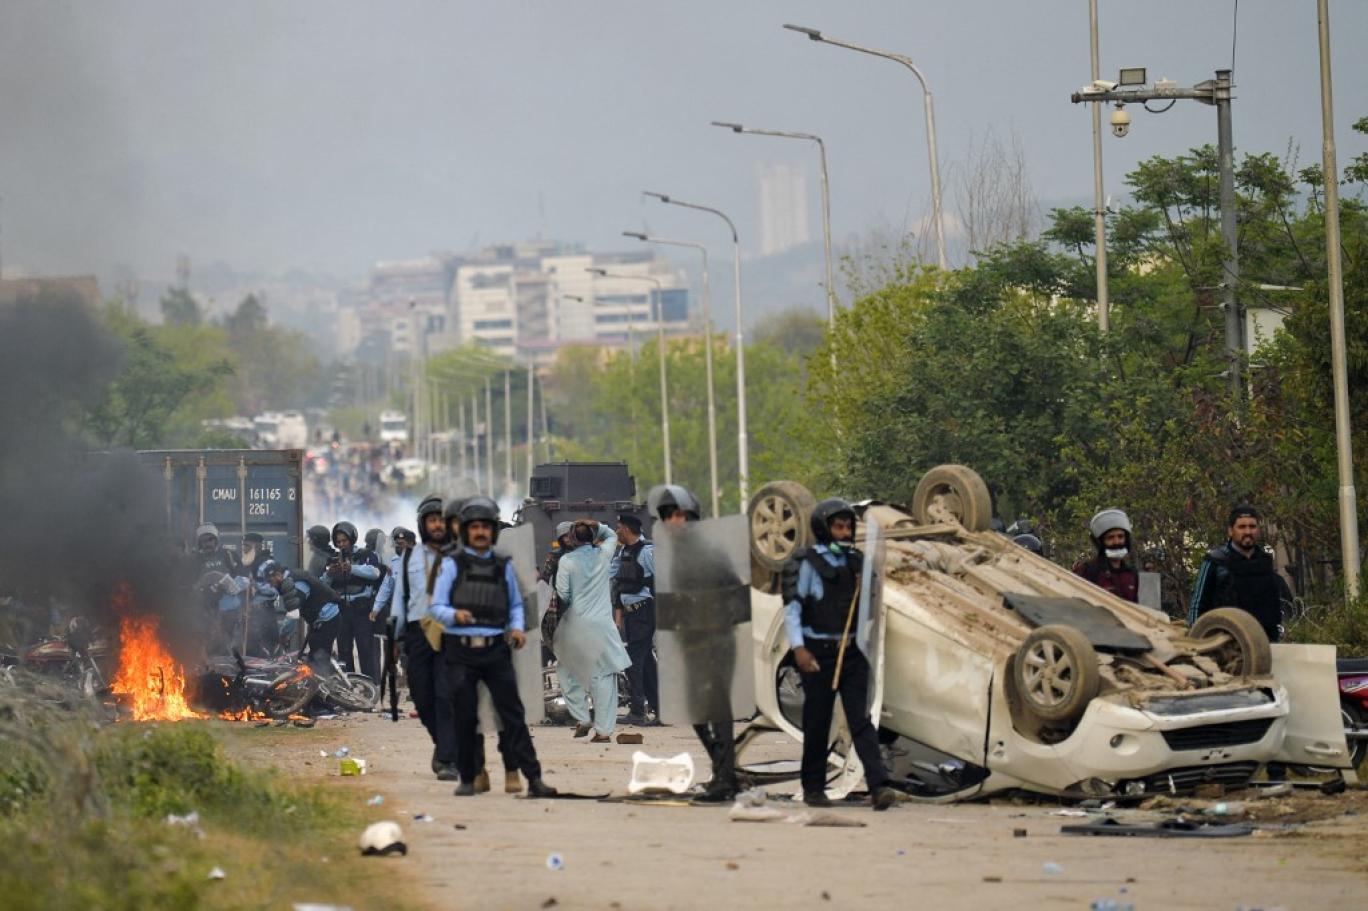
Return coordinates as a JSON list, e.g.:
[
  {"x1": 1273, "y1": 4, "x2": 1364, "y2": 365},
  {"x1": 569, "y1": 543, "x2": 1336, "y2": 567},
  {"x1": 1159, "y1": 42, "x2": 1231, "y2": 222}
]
[
  {"x1": 1092, "y1": 79, "x2": 1117, "y2": 91},
  {"x1": 1110, "y1": 105, "x2": 1131, "y2": 138}
]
